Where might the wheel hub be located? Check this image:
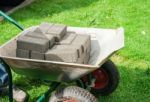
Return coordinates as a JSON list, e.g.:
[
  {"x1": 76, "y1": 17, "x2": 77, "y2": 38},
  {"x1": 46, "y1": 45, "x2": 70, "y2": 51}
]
[{"x1": 92, "y1": 68, "x2": 109, "y2": 89}]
